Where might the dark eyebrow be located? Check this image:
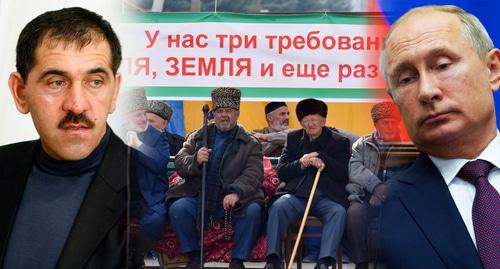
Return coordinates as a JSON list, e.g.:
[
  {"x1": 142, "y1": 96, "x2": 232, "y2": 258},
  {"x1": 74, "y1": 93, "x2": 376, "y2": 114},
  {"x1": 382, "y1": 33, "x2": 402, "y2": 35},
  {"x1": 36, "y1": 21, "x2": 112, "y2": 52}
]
[
  {"x1": 37, "y1": 67, "x2": 111, "y2": 82},
  {"x1": 427, "y1": 47, "x2": 453, "y2": 58},
  {"x1": 88, "y1": 67, "x2": 111, "y2": 79},
  {"x1": 389, "y1": 46, "x2": 456, "y2": 77},
  {"x1": 37, "y1": 69, "x2": 68, "y2": 82}
]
